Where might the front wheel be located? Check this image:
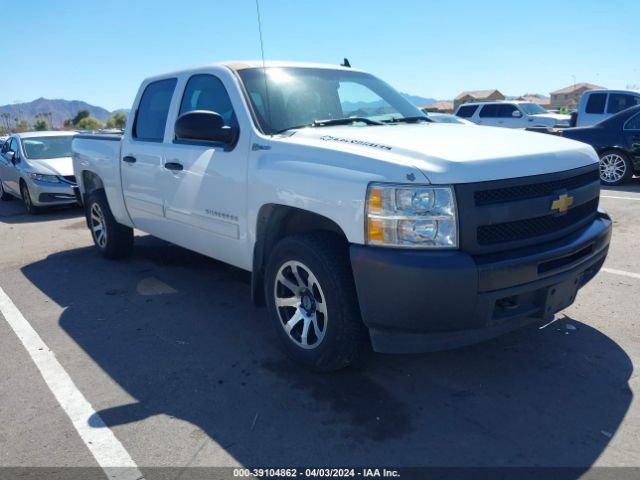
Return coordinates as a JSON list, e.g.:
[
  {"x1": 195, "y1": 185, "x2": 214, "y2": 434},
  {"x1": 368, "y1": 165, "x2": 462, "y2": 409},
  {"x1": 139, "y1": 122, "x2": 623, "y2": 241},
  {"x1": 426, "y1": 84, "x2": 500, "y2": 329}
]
[
  {"x1": 265, "y1": 233, "x2": 368, "y2": 372},
  {"x1": 599, "y1": 151, "x2": 632, "y2": 186},
  {"x1": 86, "y1": 189, "x2": 133, "y2": 259},
  {"x1": 21, "y1": 182, "x2": 41, "y2": 214}
]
